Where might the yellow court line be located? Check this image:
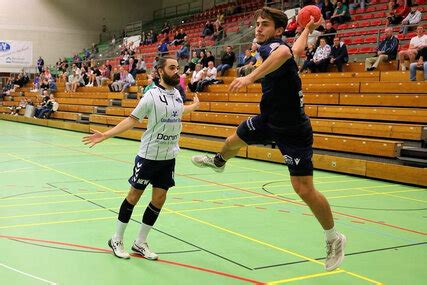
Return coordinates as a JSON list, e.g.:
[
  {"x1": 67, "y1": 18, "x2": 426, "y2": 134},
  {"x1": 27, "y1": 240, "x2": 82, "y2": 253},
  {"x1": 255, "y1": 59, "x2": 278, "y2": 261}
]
[
  {"x1": 164, "y1": 208, "x2": 382, "y2": 284},
  {"x1": 165, "y1": 201, "x2": 286, "y2": 214},
  {"x1": 268, "y1": 270, "x2": 345, "y2": 284},
  {"x1": 8, "y1": 154, "x2": 119, "y2": 193},
  {"x1": 0, "y1": 216, "x2": 116, "y2": 229},
  {"x1": 0, "y1": 191, "x2": 112, "y2": 201},
  {"x1": 326, "y1": 189, "x2": 425, "y2": 201},
  {"x1": 0, "y1": 196, "x2": 123, "y2": 208},
  {"x1": 356, "y1": 188, "x2": 427, "y2": 204},
  {"x1": 6, "y1": 152, "x2": 381, "y2": 284},
  {"x1": 0, "y1": 208, "x2": 116, "y2": 220}
]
